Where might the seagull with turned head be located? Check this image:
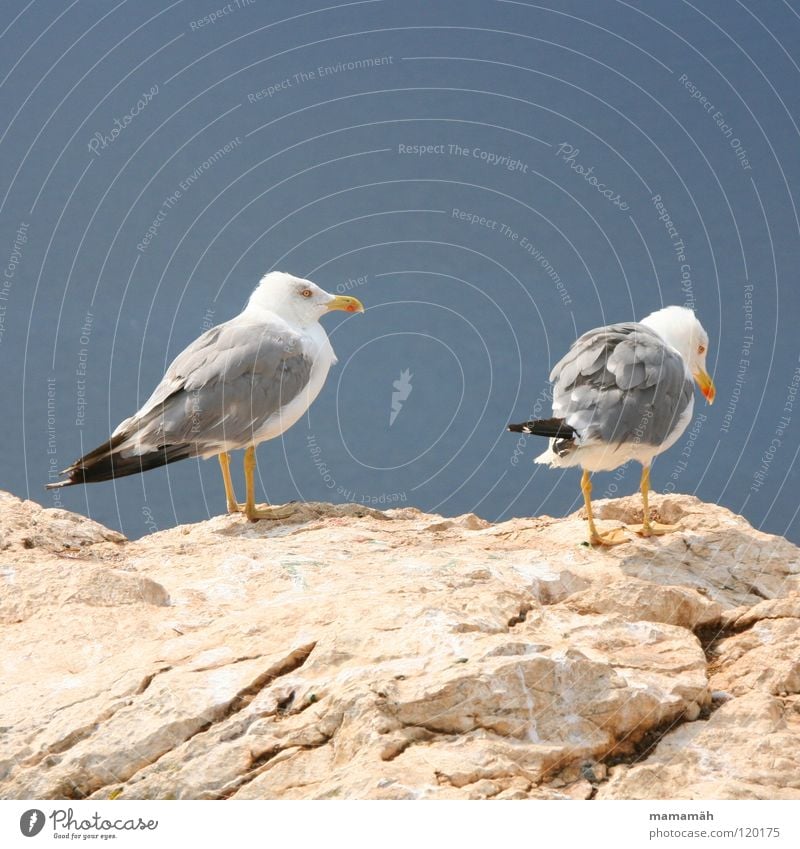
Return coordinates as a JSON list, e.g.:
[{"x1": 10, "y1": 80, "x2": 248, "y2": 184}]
[
  {"x1": 46, "y1": 272, "x2": 364, "y2": 520},
  {"x1": 508, "y1": 306, "x2": 715, "y2": 546}
]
